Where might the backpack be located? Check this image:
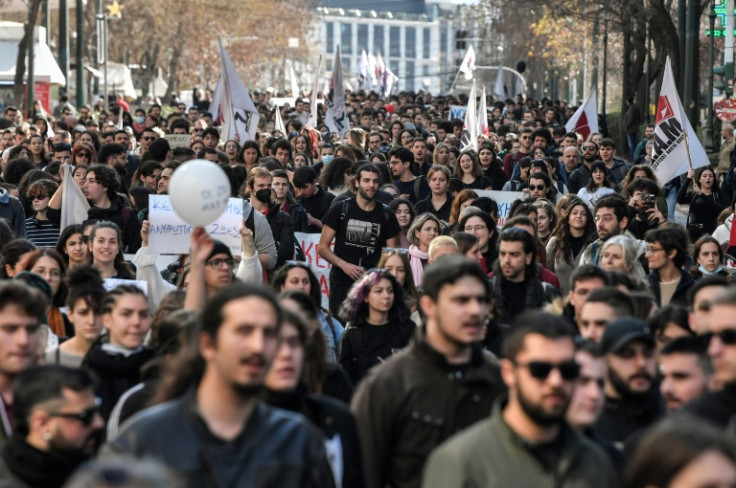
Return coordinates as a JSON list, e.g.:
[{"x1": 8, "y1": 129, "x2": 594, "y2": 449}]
[
  {"x1": 339, "y1": 198, "x2": 390, "y2": 224},
  {"x1": 246, "y1": 204, "x2": 306, "y2": 261}
]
